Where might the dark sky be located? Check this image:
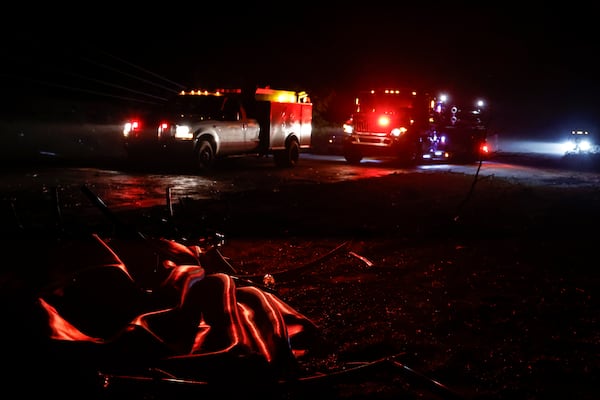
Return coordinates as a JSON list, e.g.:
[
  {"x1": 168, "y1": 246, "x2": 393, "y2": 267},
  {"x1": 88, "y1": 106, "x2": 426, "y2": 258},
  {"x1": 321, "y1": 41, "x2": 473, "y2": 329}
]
[{"x1": 2, "y1": 4, "x2": 599, "y2": 137}]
